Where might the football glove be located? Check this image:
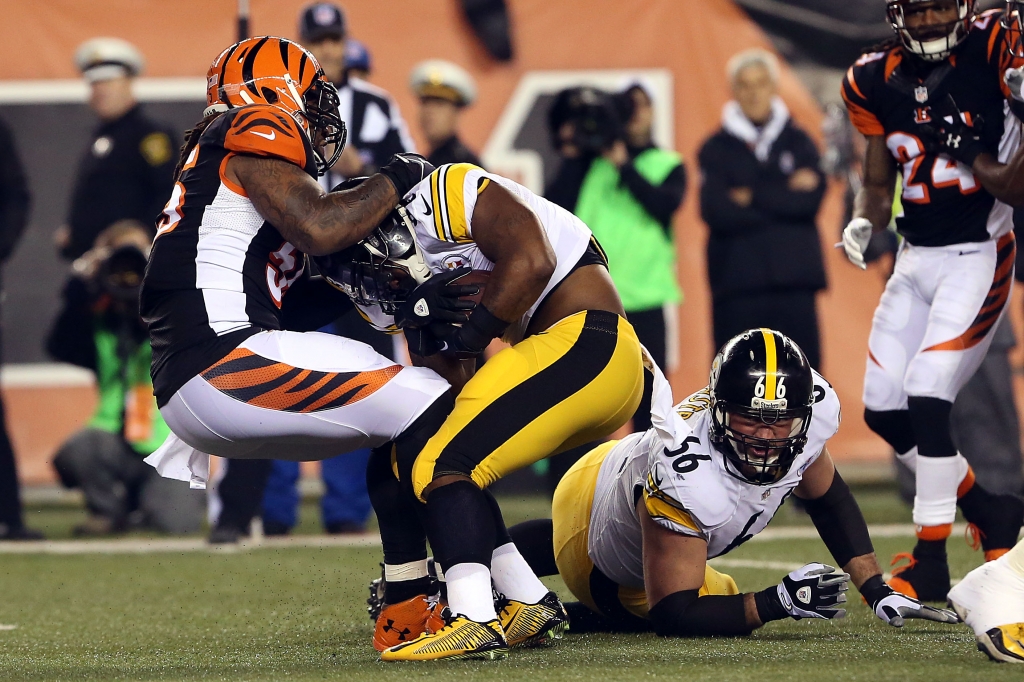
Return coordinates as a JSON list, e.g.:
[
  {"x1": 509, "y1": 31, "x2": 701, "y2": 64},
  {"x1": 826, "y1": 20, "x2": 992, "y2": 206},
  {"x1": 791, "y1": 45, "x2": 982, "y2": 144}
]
[
  {"x1": 859, "y1": 575, "x2": 959, "y2": 628},
  {"x1": 393, "y1": 267, "x2": 479, "y2": 329},
  {"x1": 920, "y1": 94, "x2": 988, "y2": 168},
  {"x1": 1006, "y1": 67, "x2": 1024, "y2": 103},
  {"x1": 757, "y1": 563, "x2": 849, "y2": 622},
  {"x1": 379, "y1": 153, "x2": 435, "y2": 198},
  {"x1": 840, "y1": 218, "x2": 873, "y2": 270},
  {"x1": 435, "y1": 303, "x2": 511, "y2": 359}
]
